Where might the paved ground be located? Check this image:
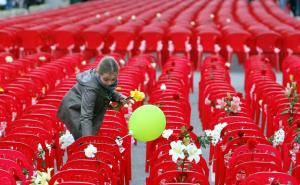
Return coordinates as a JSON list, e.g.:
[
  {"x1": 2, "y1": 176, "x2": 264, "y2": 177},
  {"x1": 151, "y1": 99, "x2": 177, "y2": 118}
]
[{"x1": 130, "y1": 55, "x2": 282, "y2": 185}]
